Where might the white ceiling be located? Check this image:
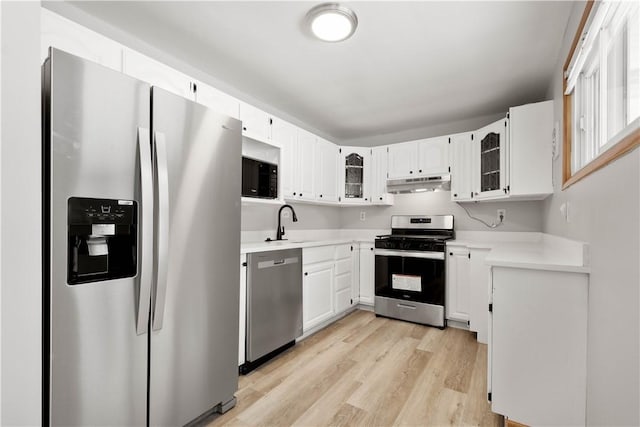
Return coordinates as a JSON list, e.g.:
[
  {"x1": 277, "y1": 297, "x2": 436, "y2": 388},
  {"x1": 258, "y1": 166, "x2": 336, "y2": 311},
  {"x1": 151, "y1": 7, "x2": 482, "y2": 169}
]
[{"x1": 58, "y1": 1, "x2": 574, "y2": 145}]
